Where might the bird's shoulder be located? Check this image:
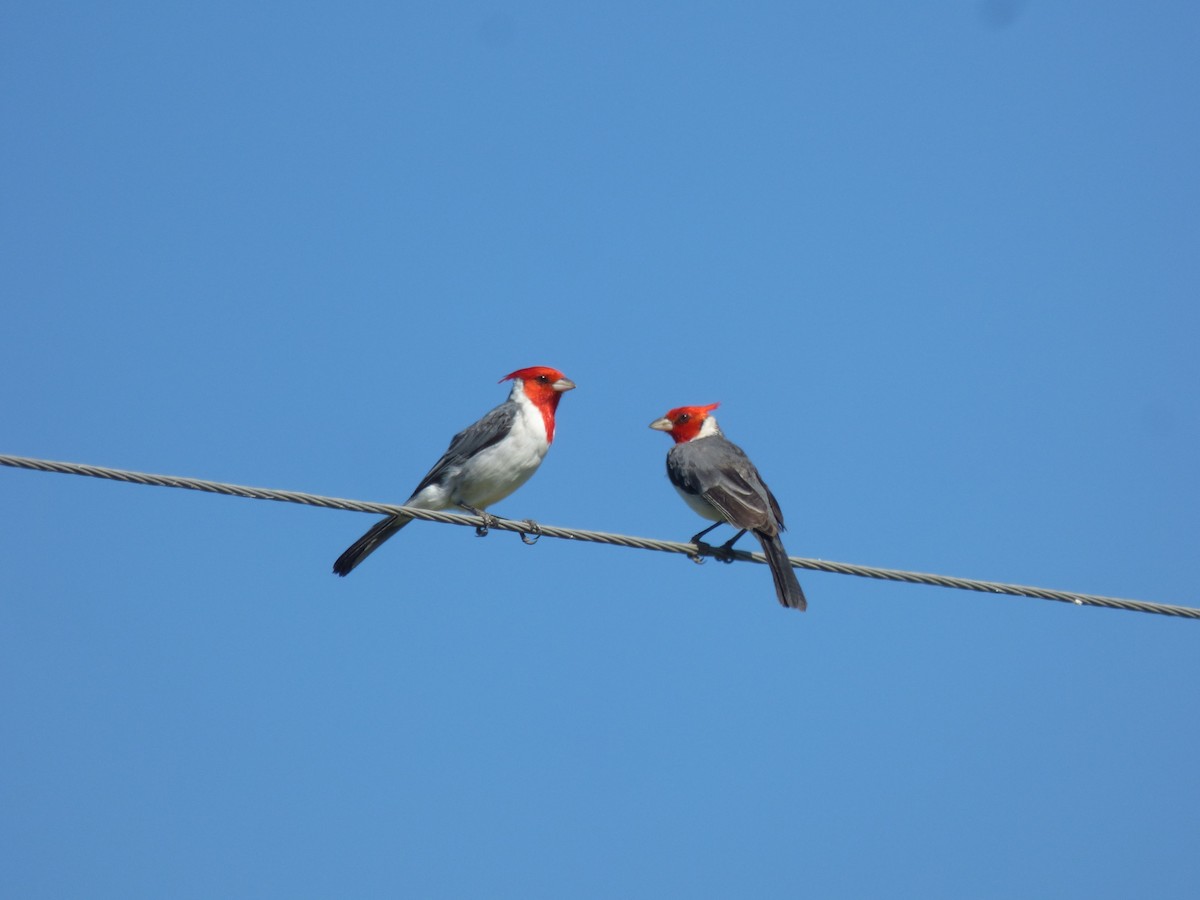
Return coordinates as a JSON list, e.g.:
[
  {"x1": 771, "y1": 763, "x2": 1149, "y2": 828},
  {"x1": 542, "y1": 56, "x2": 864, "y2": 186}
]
[
  {"x1": 447, "y1": 400, "x2": 520, "y2": 452},
  {"x1": 668, "y1": 434, "x2": 783, "y2": 532},
  {"x1": 668, "y1": 433, "x2": 749, "y2": 469}
]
